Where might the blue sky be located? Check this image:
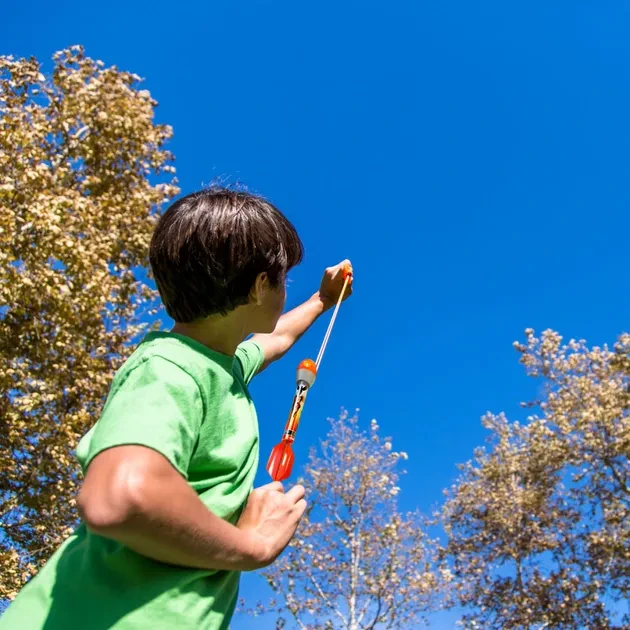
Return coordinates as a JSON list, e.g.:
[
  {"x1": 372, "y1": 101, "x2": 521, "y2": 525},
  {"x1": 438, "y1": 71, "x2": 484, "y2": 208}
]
[{"x1": 5, "y1": 1, "x2": 630, "y2": 627}]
